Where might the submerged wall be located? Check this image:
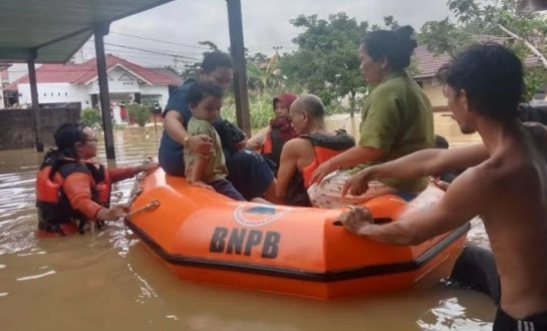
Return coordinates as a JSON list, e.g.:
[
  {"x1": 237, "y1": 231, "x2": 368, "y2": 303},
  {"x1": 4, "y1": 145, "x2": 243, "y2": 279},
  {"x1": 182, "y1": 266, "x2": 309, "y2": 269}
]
[{"x1": 0, "y1": 107, "x2": 80, "y2": 150}]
